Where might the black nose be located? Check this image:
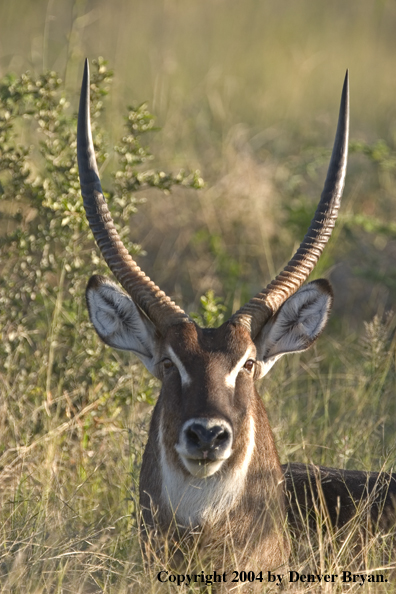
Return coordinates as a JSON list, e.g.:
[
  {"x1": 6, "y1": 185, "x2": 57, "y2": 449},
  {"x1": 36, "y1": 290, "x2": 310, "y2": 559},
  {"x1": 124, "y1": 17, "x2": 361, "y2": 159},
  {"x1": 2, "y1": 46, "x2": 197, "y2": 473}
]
[{"x1": 185, "y1": 422, "x2": 231, "y2": 453}]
